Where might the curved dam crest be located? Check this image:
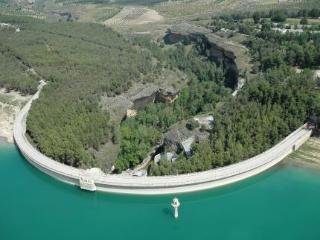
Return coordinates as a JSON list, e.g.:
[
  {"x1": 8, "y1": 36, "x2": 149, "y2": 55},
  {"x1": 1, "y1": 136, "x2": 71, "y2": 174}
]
[{"x1": 13, "y1": 83, "x2": 313, "y2": 195}]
